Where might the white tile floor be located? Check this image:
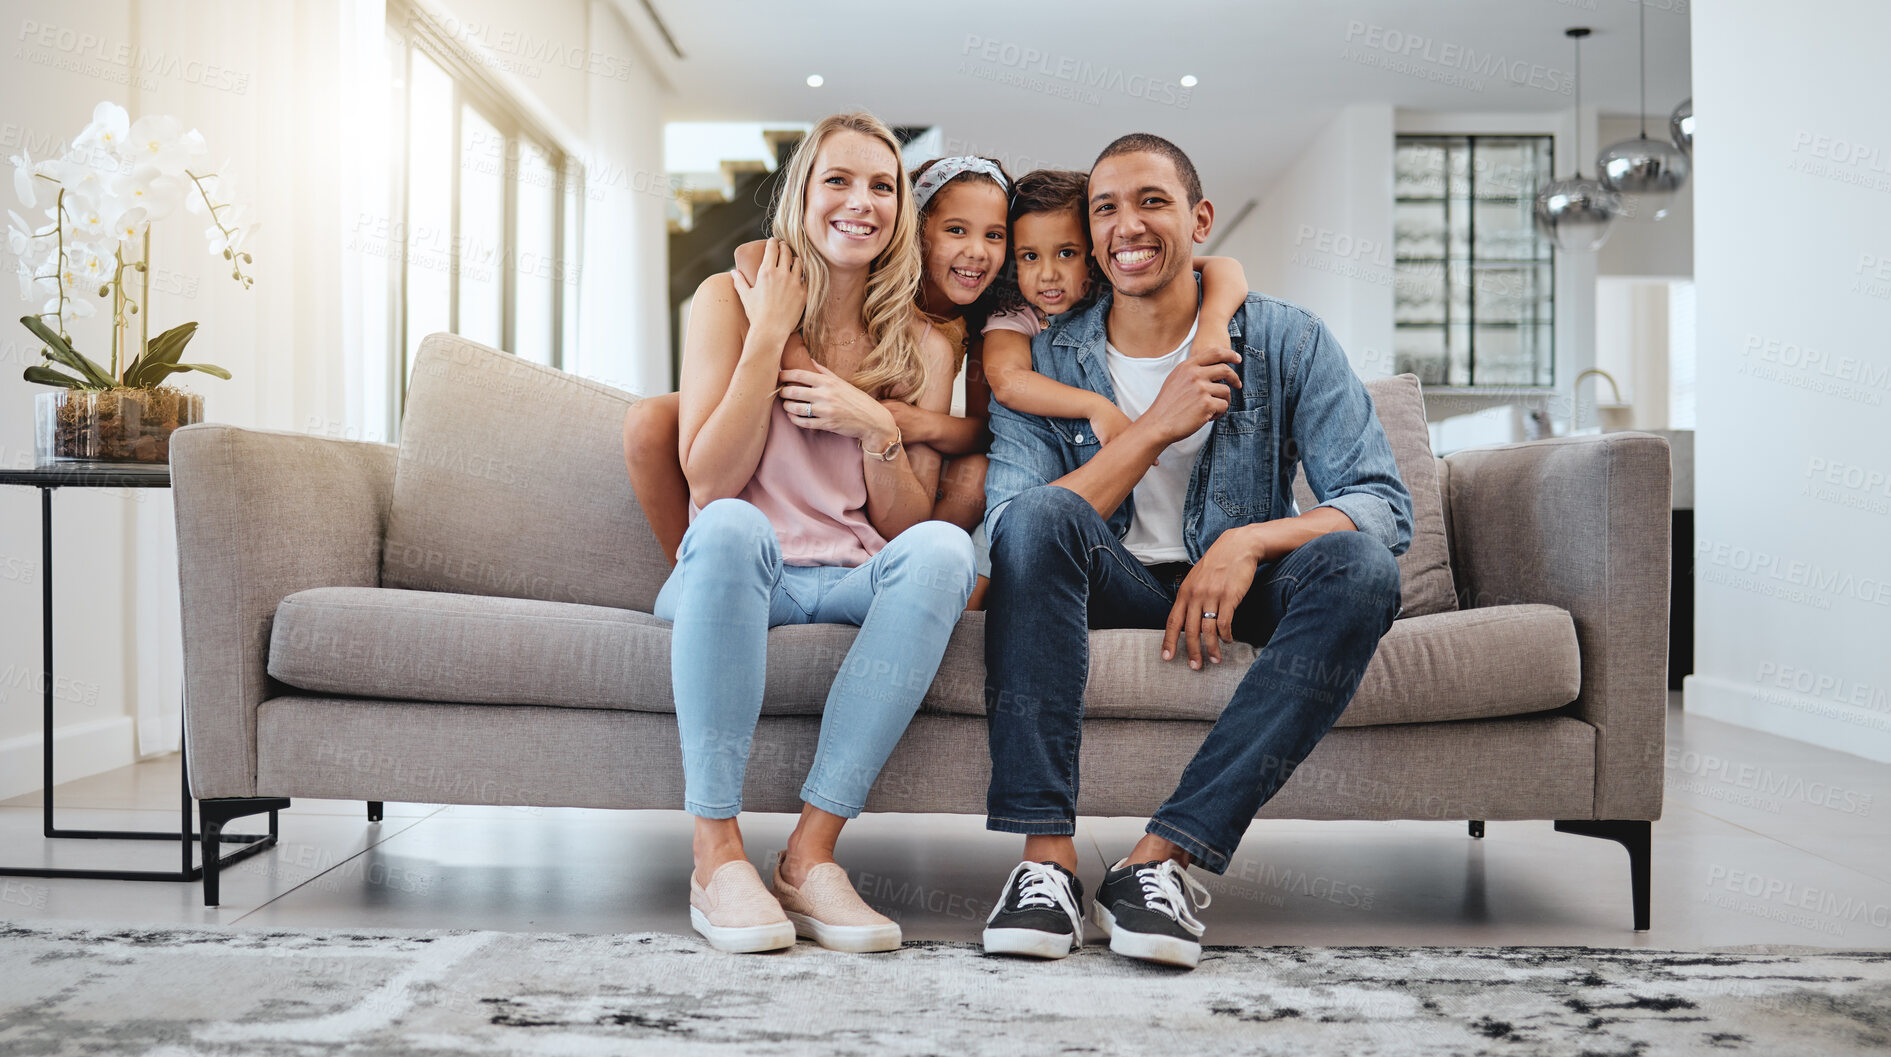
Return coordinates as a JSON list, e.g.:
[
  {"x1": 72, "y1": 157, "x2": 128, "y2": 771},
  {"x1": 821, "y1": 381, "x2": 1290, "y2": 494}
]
[{"x1": 5, "y1": 696, "x2": 1889, "y2": 950}]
